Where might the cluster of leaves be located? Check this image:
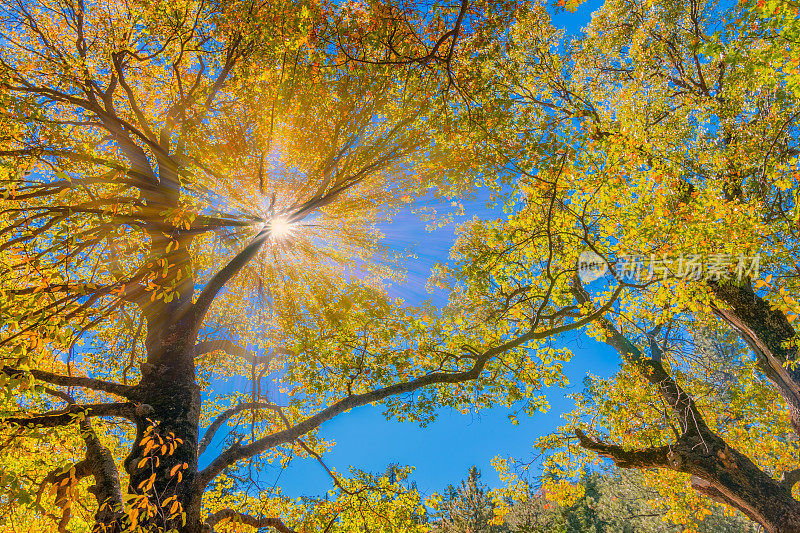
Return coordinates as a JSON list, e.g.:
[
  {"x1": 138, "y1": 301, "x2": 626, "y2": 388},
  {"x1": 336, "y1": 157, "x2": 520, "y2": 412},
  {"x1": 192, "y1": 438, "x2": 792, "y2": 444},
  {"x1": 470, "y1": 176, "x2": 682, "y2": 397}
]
[{"x1": 203, "y1": 465, "x2": 429, "y2": 533}]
